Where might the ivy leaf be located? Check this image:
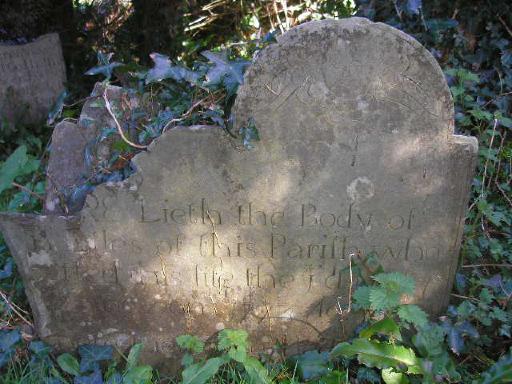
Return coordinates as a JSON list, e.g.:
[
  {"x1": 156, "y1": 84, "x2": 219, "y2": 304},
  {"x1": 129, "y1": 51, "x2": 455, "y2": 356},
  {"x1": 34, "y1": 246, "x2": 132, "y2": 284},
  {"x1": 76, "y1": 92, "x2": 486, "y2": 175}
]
[
  {"x1": 0, "y1": 329, "x2": 21, "y2": 352},
  {"x1": 406, "y1": 0, "x2": 422, "y2": 15},
  {"x1": 85, "y1": 52, "x2": 122, "y2": 81},
  {"x1": 181, "y1": 357, "x2": 224, "y2": 384},
  {"x1": 57, "y1": 353, "x2": 81, "y2": 376},
  {"x1": 425, "y1": 19, "x2": 458, "y2": 32},
  {"x1": 78, "y1": 344, "x2": 113, "y2": 373},
  {"x1": 201, "y1": 50, "x2": 250, "y2": 96},
  {"x1": 176, "y1": 335, "x2": 204, "y2": 354},
  {"x1": 331, "y1": 339, "x2": 422, "y2": 374},
  {"x1": 74, "y1": 369, "x2": 103, "y2": 384},
  {"x1": 397, "y1": 305, "x2": 429, "y2": 328},
  {"x1": 0, "y1": 258, "x2": 13, "y2": 279},
  {"x1": 239, "y1": 117, "x2": 260, "y2": 149},
  {"x1": 412, "y1": 324, "x2": 446, "y2": 358},
  {"x1": 0, "y1": 145, "x2": 39, "y2": 194},
  {"x1": 123, "y1": 365, "x2": 153, "y2": 384},
  {"x1": 290, "y1": 350, "x2": 330, "y2": 380},
  {"x1": 478, "y1": 348, "x2": 512, "y2": 384},
  {"x1": 106, "y1": 372, "x2": 122, "y2": 384},
  {"x1": 146, "y1": 53, "x2": 199, "y2": 85},
  {"x1": 360, "y1": 317, "x2": 402, "y2": 341},
  {"x1": 47, "y1": 90, "x2": 68, "y2": 125},
  {"x1": 29, "y1": 341, "x2": 51, "y2": 357}
]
